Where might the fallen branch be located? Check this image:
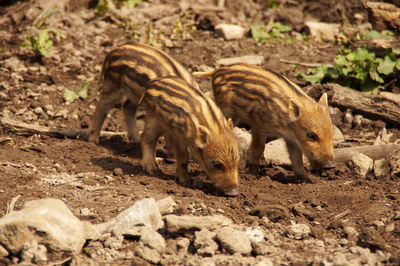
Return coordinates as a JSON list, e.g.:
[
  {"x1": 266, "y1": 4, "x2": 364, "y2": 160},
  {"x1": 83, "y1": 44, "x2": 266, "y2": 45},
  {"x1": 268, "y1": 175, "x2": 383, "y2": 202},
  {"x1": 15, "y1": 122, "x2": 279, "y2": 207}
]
[
  {"x1": 279, "y1": 58, "x2": 333, "y2": 68},
  {"x1": 304, "y1": 83, "x2": 400, "y2": 127},
  {"x1": 334, "y1": 143, "x2": 400, "y2": 162},
  {"x1": 1, "y1": 117, "x2": 125, "y2": 140}
]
